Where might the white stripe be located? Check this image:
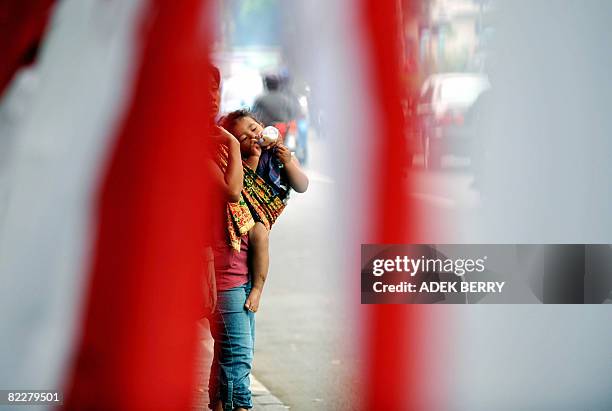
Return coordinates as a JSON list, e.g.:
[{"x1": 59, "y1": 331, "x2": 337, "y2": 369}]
[
  {"x1": 280, "y1": 0, "x2": 373, "y2": 379},
  {"x1": 282, "y1": 0, "x2": 374, "y2": 247}
]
